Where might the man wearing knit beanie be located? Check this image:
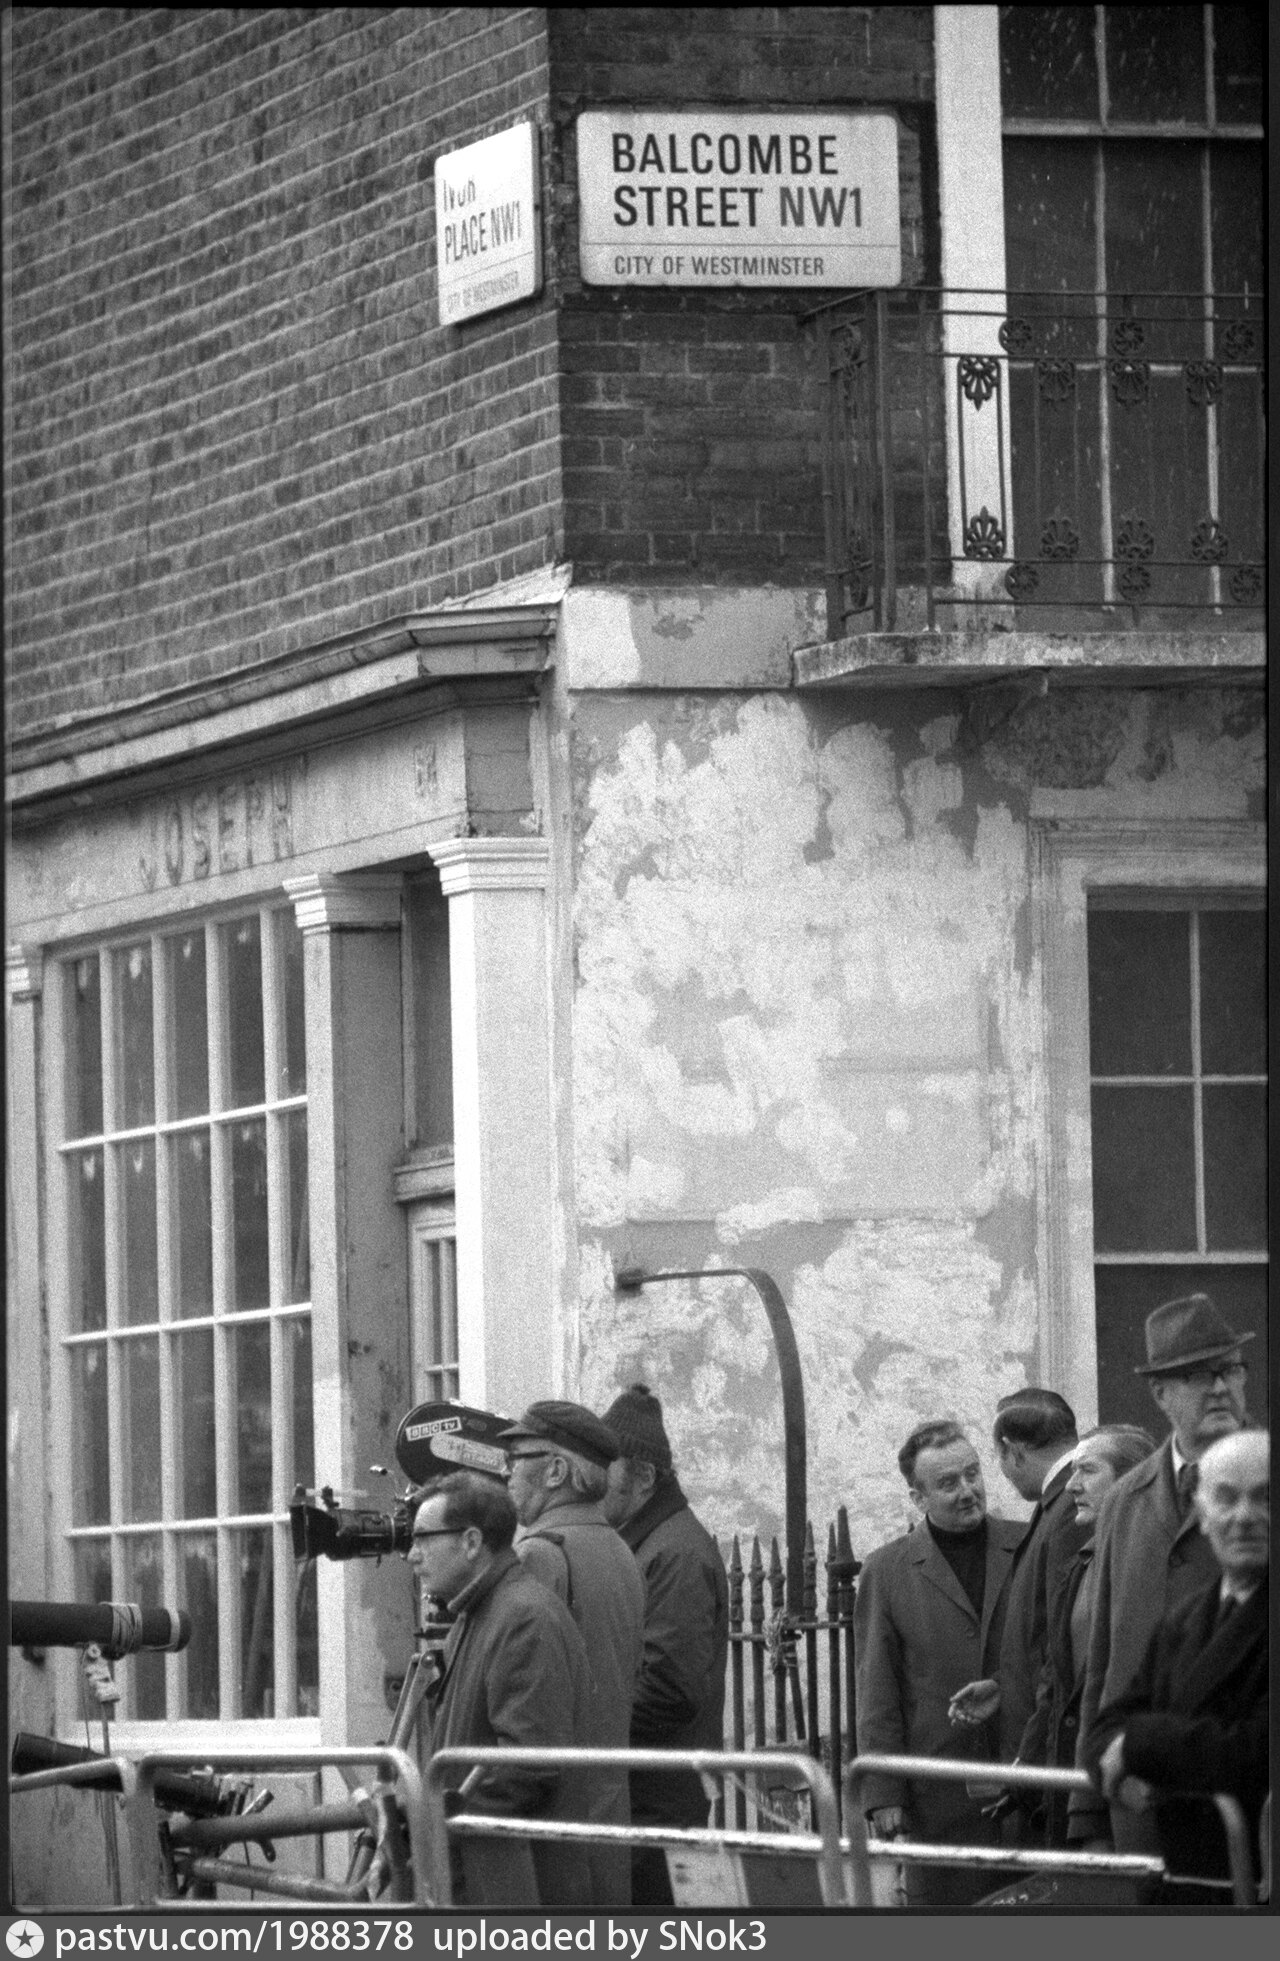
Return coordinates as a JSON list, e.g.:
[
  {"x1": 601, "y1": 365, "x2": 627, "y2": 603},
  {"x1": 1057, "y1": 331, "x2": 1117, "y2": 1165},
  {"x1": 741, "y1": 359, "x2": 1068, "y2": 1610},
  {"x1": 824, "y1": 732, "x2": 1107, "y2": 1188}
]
[{"x1": 600, "y1": 1383, "x2": 730, "y2": 1906}]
